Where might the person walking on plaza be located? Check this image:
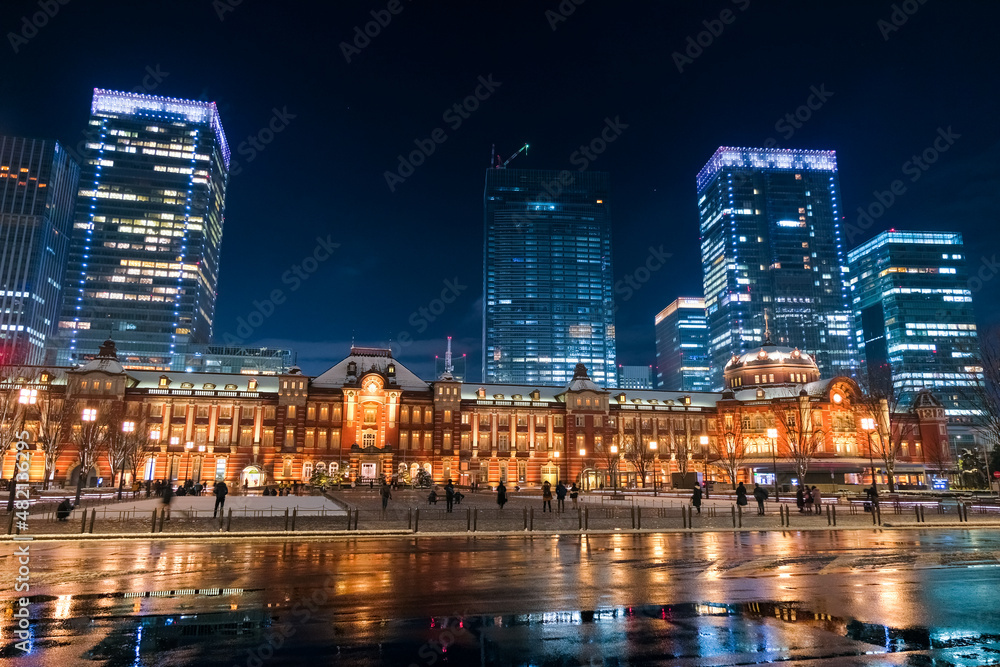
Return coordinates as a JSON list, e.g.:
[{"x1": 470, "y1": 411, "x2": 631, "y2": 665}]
[
  {"x1": 796, "y1": 485, "x2": 805, "y2": 513},
  {"x1": 736, "y1": 482, "x2": 748, "y2": 509},
  {"x1": 556, "y1": 481, "x2": 567, "y2": 512},
  {"x1": 691, "y1": 484, "x2": 702, "y2": 514},
  {"x1": 380, "y1": 480, "x2": 392, "y2": 510},
  {"x1": 497, "y1": 481, "x2": 508, "y2": 509},
  {"x1": 752, "y1": 483, "x2": 768, "y2": 515},
  {"x1": 804, "y1": 486, "x2": 814, "y2": 514},
  {"x1": 243, "y1": 478, "x2": 249, "y2": 495},
  {"x1": 445, "y1": 479, "x2": 455, "y2": 513},
  {"x1": 811, "y1": 486, "x2": 822, "y2": 514},
  {"x1": 570, "y1": 483, "x2": 579, "y2": 509},
  {"x1": 213, "y1": 480, "x2": 229, "y2": 518},
  {"x1": 542, "y1": 481, "x2": 553, "y2": 512}
]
